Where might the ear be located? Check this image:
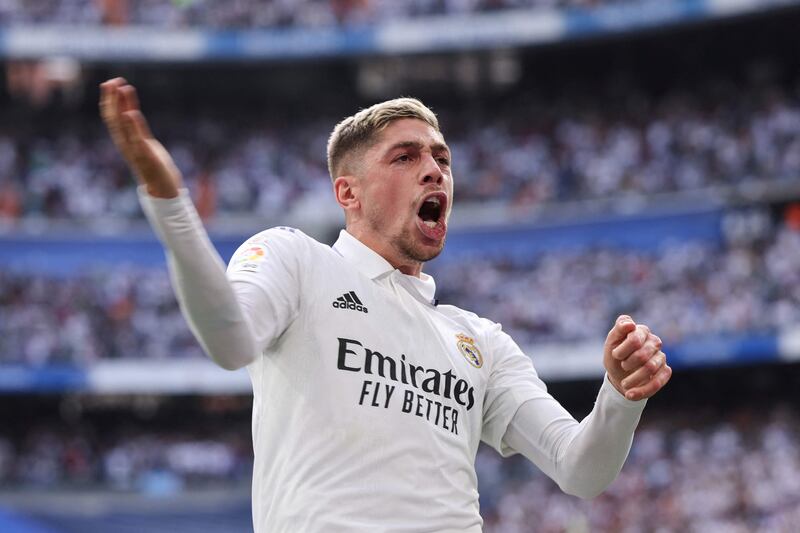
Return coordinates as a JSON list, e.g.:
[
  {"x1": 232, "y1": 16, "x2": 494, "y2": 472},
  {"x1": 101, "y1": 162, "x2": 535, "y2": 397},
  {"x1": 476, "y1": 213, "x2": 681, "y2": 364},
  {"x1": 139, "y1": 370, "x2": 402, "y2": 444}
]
[{"x1": 334, "y1": 175, "x2": 360, "y2": 213}]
